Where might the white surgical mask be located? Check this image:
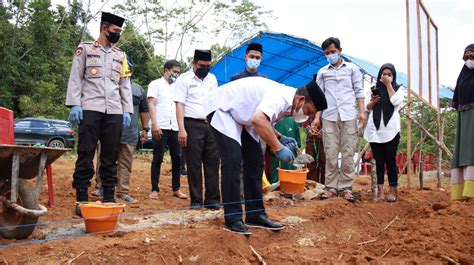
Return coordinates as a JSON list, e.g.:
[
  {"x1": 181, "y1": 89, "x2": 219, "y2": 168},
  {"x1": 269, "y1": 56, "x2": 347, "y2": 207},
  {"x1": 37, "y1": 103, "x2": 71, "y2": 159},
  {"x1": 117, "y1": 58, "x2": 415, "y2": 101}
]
[
  {"x1": 246, "y1": 58, "x2": 261, "y2": 70},
  {"x1": 326, "y1": 52, "x2": 340, "y2": 65},
  {"x1": 465, "y1": 59, "x2": 474, "y2": 69},
  {"x1": 292, "y1": 107, "x2": 308, "y2": 123}
]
